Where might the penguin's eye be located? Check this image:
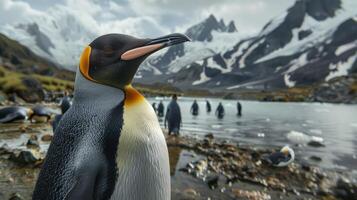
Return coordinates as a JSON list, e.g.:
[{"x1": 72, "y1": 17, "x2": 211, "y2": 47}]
[{"x1": 103, "y1": 46, "x2": 115, "y2": 56}]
